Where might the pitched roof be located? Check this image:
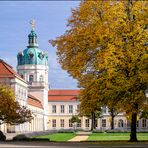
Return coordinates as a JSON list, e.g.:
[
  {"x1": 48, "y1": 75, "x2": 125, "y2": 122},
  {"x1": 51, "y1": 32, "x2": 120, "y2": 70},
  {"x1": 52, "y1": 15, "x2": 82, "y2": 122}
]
[
  {"x1": 48, "y1": 89, "x2": 80, "y2": 102},
  {"x1": 48, "y1": 90, "x2": 80, "y2": 96},
  {"x1": 0, "y1": 59, "x2": 26, "y2": 83},
  {"x1": 28, "y1": 94, "x2": 43, "y2": 109}
]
